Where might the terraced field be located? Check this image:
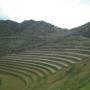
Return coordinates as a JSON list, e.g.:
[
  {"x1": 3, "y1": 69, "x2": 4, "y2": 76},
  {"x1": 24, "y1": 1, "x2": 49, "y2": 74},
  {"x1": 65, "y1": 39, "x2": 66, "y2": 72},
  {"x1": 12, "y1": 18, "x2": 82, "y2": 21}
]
[{"x1": 0, "y1": 40, "x2": 90, "y2": 90}]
